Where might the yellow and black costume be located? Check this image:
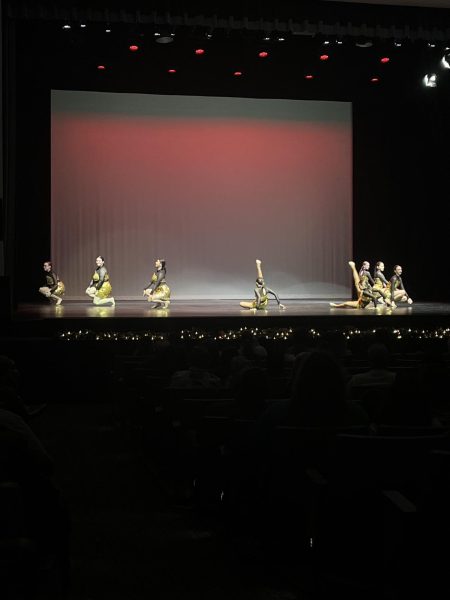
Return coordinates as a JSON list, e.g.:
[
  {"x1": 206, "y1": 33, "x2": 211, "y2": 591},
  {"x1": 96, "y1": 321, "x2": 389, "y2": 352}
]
[
  {"x1": 45, "y1": 270, "x2": 65, "y2": 298},
  {"x1": 90, "y1": 266, "x2": 112, "y2": 299},
  {"x1": 144, "y1": 264, "x2": 170, "y2": 308},
  {"x1": 373, "y1": 267, "x2": 391, "y2": 303},
  {"x1": 357, "y1": 266, "x2": 381, "y2": 308},
  {"x1": 241, "y1": 278, "x2": 283, "y2": 310},
  {"x1": 390, "y1": 273, "x2": 410, "y2": 302}
]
